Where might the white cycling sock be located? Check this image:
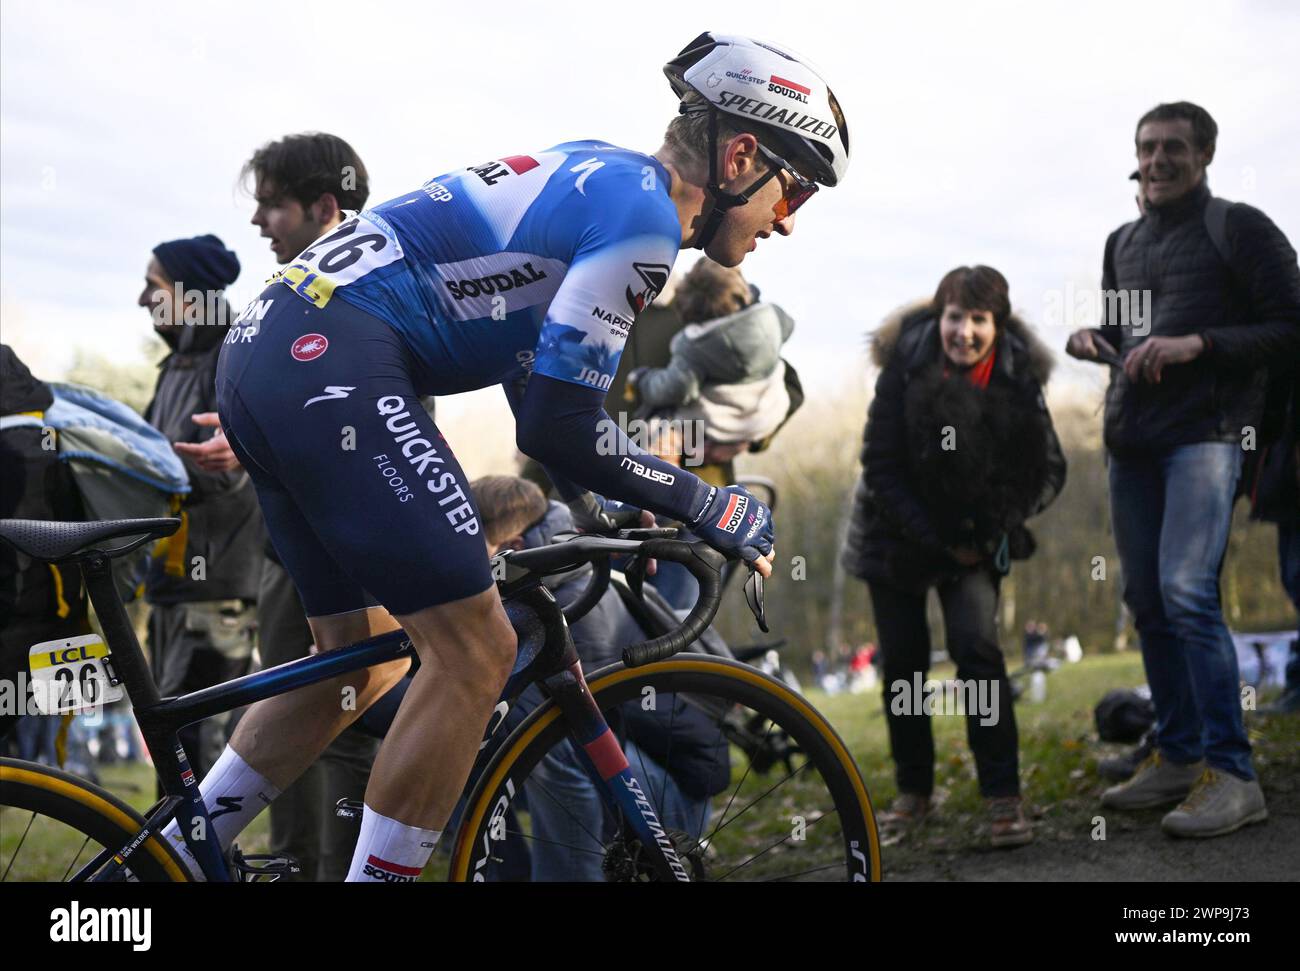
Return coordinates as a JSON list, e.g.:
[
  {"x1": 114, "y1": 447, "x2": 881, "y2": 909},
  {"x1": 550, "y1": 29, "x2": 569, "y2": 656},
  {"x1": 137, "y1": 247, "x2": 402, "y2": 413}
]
[
  {"x1": 345, "y1": 805, "x2": 440, "y2": 883},
  {"x1": 158, "y1": 745, "x2": 280, "y2": 880}
]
